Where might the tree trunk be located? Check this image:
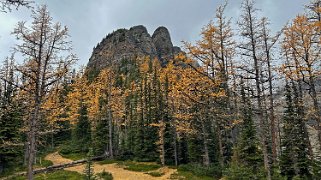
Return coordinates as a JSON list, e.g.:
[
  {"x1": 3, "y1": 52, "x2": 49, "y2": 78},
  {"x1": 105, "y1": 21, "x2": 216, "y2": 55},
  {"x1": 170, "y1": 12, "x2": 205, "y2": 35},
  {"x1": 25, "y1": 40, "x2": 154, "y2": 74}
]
[
  {"x1": 160, "y1": 122, "x2": 165, "y2": 166},
  {"x1": 216, "y1": 125, "x2": 224, "y2": 167},
  {"x1": 24, "y1": 142, "x2": 29, "y2": 166},
  {"x1": 27, "y1": 103, "x2": 40, "y2": 180},
  {"x1": 108, "y1": 108, "x2": 113, "y2": 159},
  {"x1": 310, "y1": 80, "x2": 321, "y2": 150},
  {"x1": 201, "y1": 117, "x2": 210, "y2": 166},
  {"x1": 107, "y1": 77, "x2": 114, "y2": 159},
  {"x1": 248, "y1": 11, "x2": 271, "y2": 179},
  {"x1": 6, "y1": 155, "x2": 106, "y2": 180},
  {"x1": 263, "y1": 30, "x2": 277, "y2": 162},
  {"x1": 307, "y1": 69, "x2": 321, "y2": 151},
  {"x1": 173, "y1": 129, "x2": 178, "y2": 167},
  {"x1": 51, "y1": 124, "x2": 54, "y2": 149},
  {"x1": 171, "y1": 100, "x2": 178, "y2": 166},
  {"x1": 290, "y1": 54, "x2": 314, "y2": 157}
]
